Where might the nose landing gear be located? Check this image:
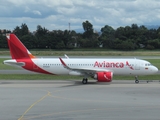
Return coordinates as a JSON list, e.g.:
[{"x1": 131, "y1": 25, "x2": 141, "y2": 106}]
[{"x1": 135, "y1": 76, "x2": 139, "y2": 84}]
